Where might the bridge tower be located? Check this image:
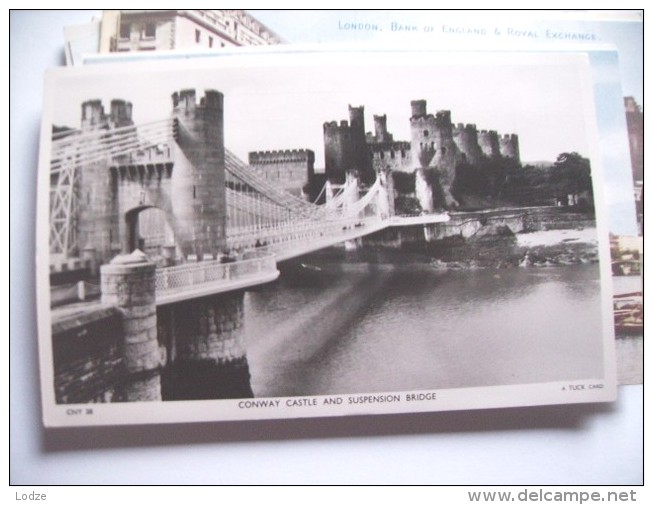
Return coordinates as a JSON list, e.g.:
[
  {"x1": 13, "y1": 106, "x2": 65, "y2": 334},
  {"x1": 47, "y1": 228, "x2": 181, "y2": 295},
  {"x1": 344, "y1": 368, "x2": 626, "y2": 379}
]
[
  {"x1": 171, "y1": 89, "x2": 227, "y2": 259},
  {"x1": 77, "y1": 99, "x2": 133, "y2": 264}
]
